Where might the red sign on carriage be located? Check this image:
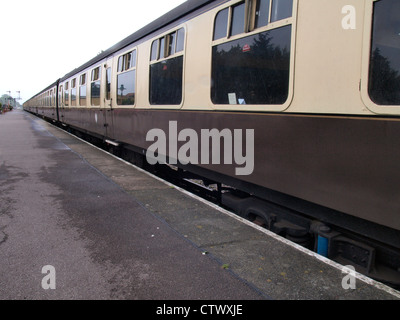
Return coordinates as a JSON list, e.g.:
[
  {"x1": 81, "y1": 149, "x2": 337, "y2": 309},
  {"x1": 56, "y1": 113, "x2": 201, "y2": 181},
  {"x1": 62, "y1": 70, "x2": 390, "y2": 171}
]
[{"x1": 242, "y1": 44, "x2": 251, "y2": 52}]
